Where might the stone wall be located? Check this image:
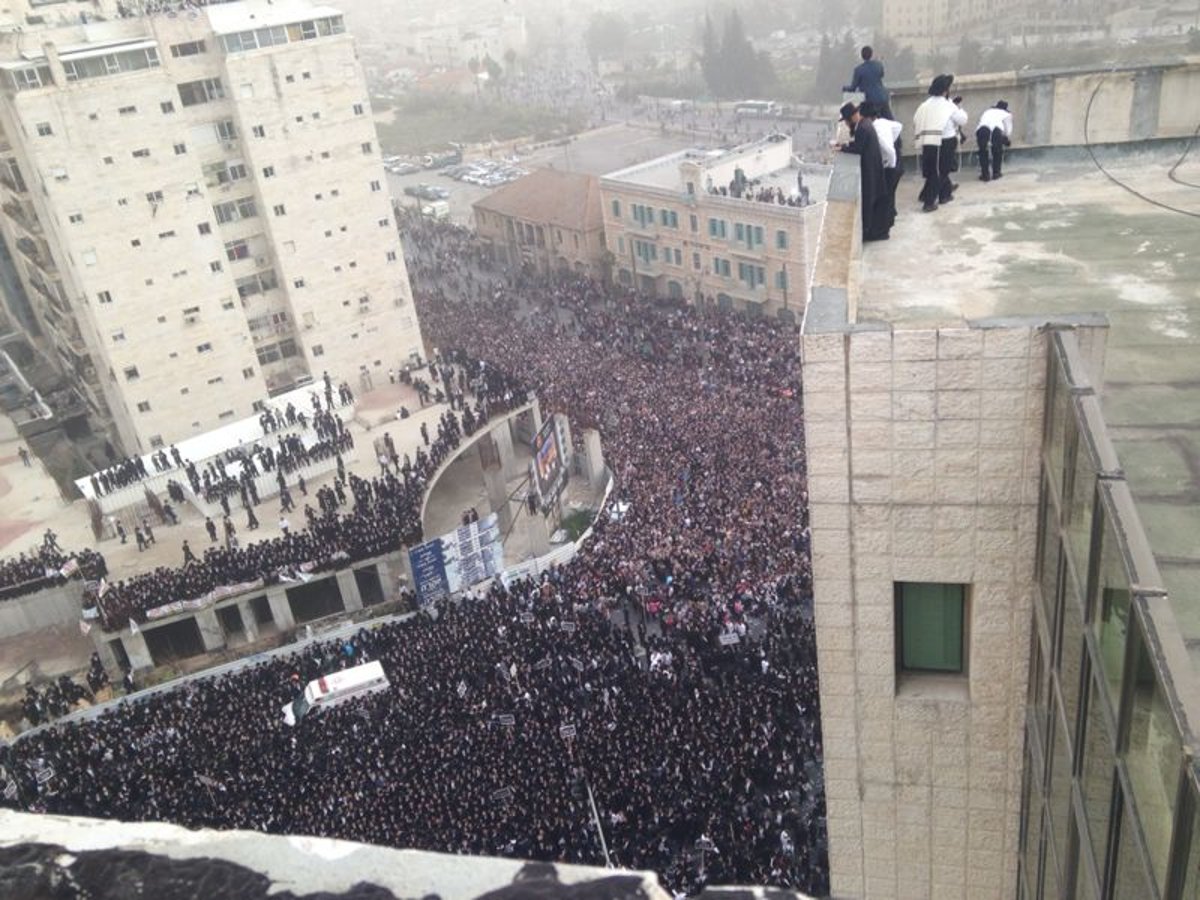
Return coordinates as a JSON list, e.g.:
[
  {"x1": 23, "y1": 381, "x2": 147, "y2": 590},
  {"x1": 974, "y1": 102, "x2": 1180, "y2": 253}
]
[
  {"x1": 887, "y1": 59, "x2": 1200, "y2": 150},
  {"x1": 0, "y1": 579, "x2": 84, "y2": 637}
]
